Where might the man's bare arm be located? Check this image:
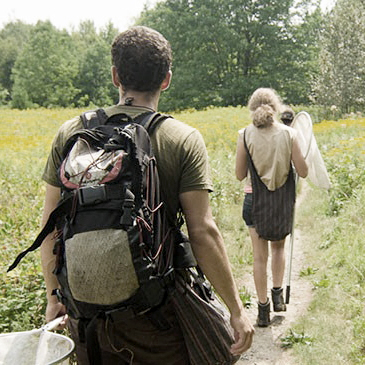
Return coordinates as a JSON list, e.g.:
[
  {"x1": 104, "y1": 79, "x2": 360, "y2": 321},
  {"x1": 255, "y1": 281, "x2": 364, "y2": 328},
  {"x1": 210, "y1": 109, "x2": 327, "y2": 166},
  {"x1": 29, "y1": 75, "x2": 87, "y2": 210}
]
[
  {"x1": 180, "y1": 190, "x2": 254, "y2": 354},
  {"x1": 41, "y1": 184, "x2": 67, "y2": 325}
]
